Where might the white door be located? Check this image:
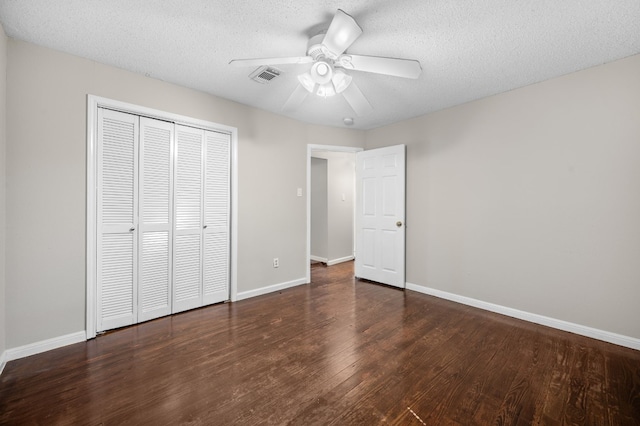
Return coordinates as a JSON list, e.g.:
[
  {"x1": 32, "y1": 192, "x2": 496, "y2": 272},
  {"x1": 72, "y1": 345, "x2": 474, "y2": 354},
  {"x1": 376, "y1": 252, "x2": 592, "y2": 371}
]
[
  {"x1": 202, "y1": 131, "x2": 231, "y2": 305},
  {"x1": 138, "y1": 117, "x2": 174, "y2": 322},
  {"x1": 173, "y1": 126, "x2": 231, "y2": 311},
  {"x1": 173, "y1": 125, "x2": 204, "y2": 313},
  {"x1": 355, "y1": 144, "x2": 406, "y2": 288},
  {"x1": 97, "y1": 109, "x2": 139, "y2": 331}
]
